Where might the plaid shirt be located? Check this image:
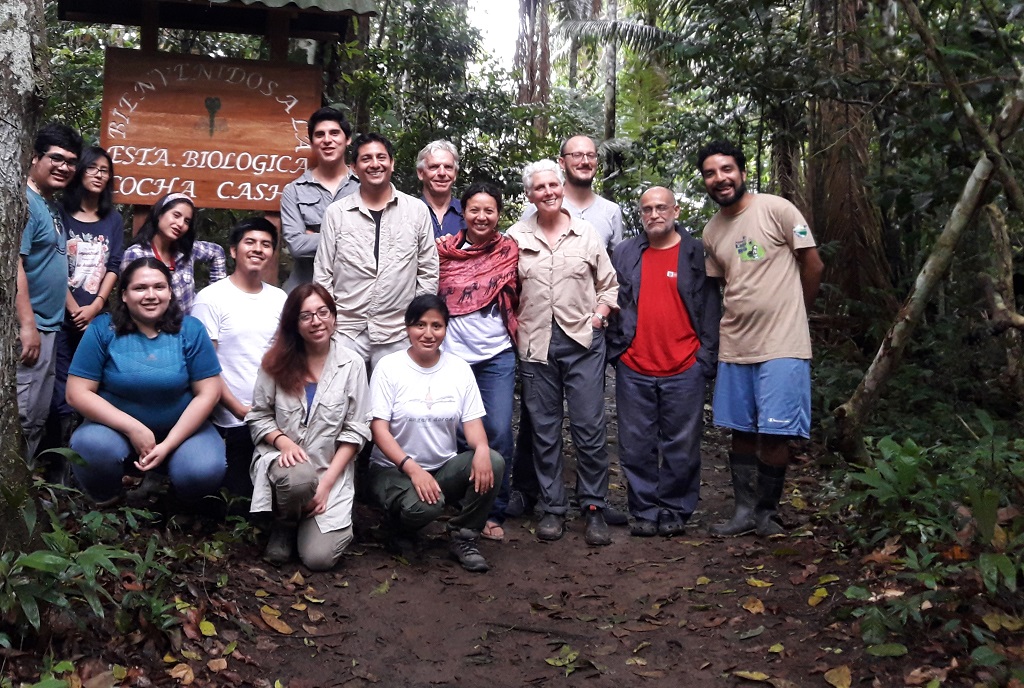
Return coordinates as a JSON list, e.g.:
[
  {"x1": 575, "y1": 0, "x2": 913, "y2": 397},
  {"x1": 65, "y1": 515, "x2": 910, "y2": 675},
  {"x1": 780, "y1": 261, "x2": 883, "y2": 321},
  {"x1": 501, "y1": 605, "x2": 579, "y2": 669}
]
[{"x1": 122, "y1": 240, "x2": 226, "y2": 314}]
